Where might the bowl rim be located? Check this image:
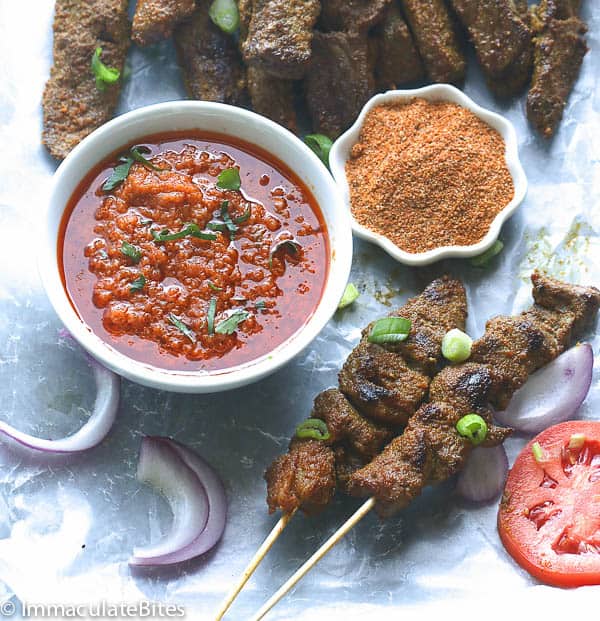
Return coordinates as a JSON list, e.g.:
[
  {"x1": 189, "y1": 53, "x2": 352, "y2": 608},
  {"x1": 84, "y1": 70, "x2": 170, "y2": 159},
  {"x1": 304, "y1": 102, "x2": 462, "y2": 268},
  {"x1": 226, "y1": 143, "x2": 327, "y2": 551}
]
[
  {"x1": 40, "y1": 100, "x2": 353, "y2": 393},
  {"x1": 329, "y1": 84, "x2": 528, "y2": 266}
]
